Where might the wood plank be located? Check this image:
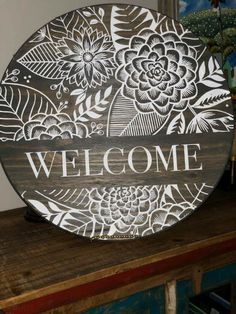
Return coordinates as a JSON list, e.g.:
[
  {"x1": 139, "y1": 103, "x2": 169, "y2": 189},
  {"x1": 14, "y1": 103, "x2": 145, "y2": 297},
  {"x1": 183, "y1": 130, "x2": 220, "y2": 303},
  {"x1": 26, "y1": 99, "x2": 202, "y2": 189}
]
[
  {"x1": 0, "y1": 189, "x2": 236, "y2": 311},
  {"x1": 165, "y1": 281, "x2": 176, "y2": 314},
  {"x1": 3, "y1": 239, "x2": 236, "y2": 313},
  {"x1": 42, "y1": 252, "x2": 236, "y2": 314}
]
